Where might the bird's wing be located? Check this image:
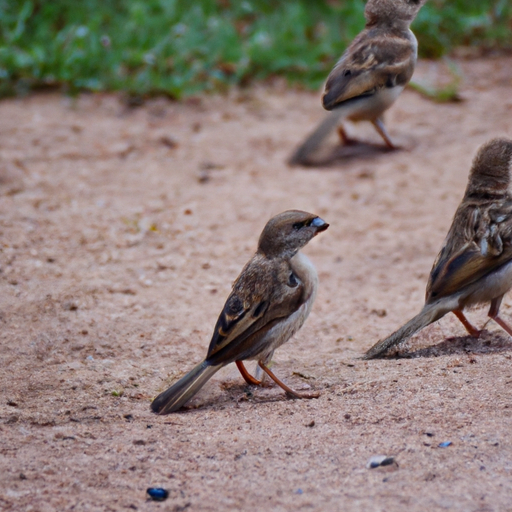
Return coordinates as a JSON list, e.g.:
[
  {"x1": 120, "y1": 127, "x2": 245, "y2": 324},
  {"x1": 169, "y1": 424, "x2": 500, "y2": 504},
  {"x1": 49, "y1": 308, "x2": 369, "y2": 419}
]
[
  {"x1": 206, "y1": 257, "x2": 305, "y2": 362},
  {"x1": 426, "y1": 201, "x2": 512, "y2": 302},
  {"x1": 323, "y1": 30, "x2": 416, "y2": 110}
]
